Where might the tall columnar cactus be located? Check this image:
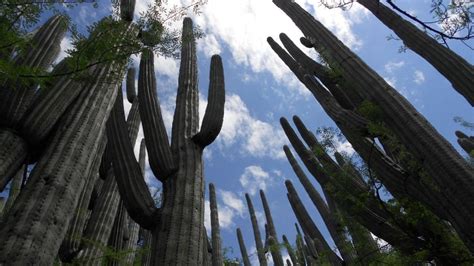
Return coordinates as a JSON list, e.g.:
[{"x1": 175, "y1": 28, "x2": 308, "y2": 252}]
[
  {"x1": 285, "y1": 180, "x2": 342, "y2": 266},
  {"x1": 271, "y1": 0, "x2": 474, "y2": 250},
  {"x1": 236, "y1": 228, "x2": 251, "y2": 266},
  {"x1": 294, "y1": 223, "x2": 308, "y2": 266},
  {"x1": 283, "y1": 145, "x2": 356, "y2": 263},
  {"x1": 245, "y1": 193, "x2": 267, "y2": 266},
  {"x1": 357, "y1": 0, "x2": 474, "y2": 106},
  {"x1": 0, "y1": 15, "x2": 68, "y2": 191},
  {"x1": 107, "y1": 17, "x2": 225, "y2": 265},
  {"x1": 209, "y1": 183, "x2": 223, "y2": 266},
  {"x1": 282, "y1": 234, "x2": 297, "y2": 265},
  {"x1": 260, "y1": 189, "x2": 285, "y2": 266}
]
